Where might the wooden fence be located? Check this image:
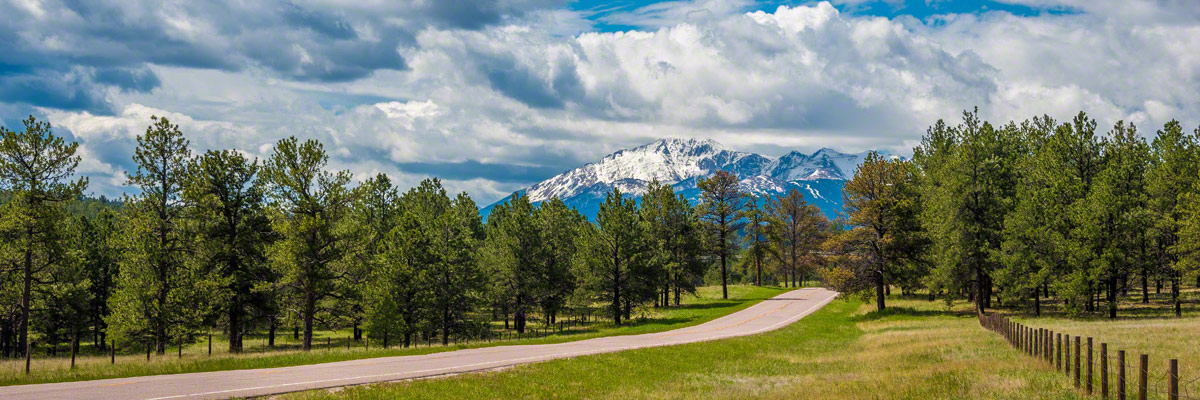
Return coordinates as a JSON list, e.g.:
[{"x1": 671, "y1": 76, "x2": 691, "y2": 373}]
[{"x1": 979, "y1": 312, "x2": 1198, "y2": 399}]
